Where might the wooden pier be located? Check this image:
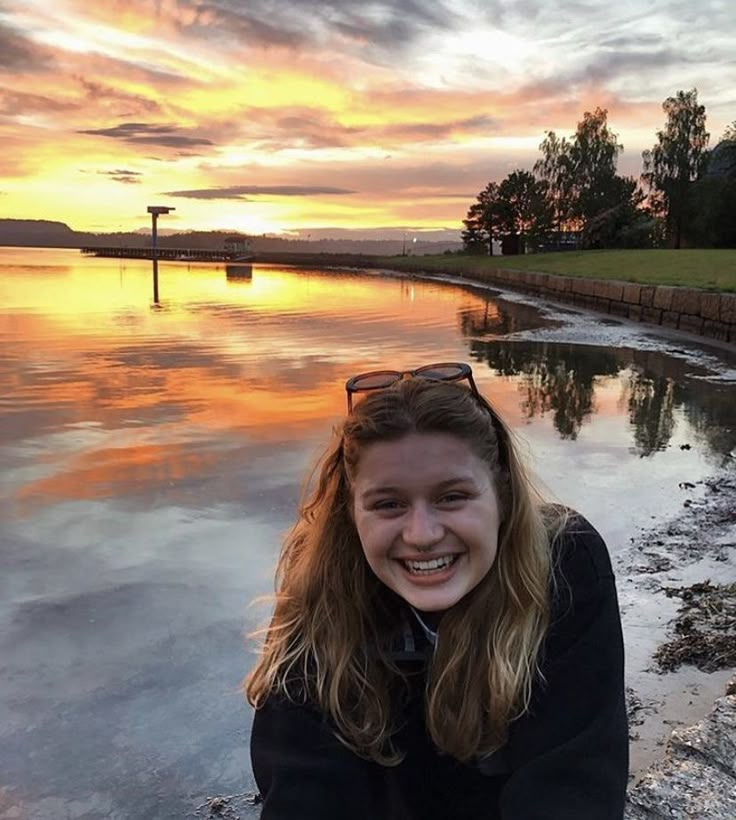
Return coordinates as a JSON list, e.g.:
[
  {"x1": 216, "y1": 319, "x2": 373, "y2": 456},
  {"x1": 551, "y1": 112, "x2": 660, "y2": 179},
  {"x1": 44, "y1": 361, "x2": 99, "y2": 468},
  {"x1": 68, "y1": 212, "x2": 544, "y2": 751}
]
[{"x1": 80, "y1": 246, "x2": 252, "y2": 262}]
